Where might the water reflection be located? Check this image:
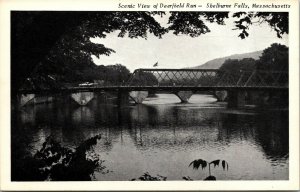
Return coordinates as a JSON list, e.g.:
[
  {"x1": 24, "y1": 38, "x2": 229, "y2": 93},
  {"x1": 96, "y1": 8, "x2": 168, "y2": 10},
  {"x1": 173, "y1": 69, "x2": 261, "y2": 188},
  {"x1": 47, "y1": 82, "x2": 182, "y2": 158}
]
[{"x1": 12, "y1": 94, "x2": 288, "y2": 180}]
